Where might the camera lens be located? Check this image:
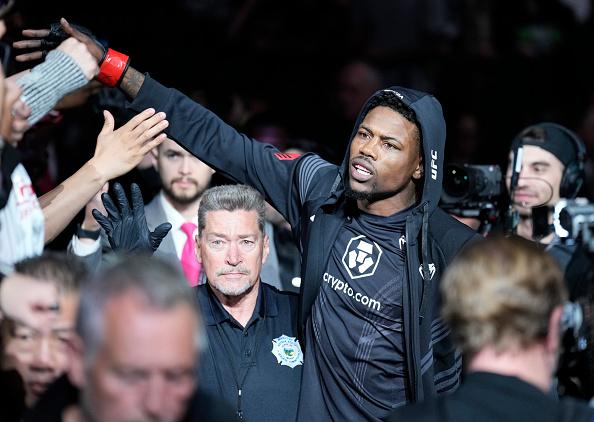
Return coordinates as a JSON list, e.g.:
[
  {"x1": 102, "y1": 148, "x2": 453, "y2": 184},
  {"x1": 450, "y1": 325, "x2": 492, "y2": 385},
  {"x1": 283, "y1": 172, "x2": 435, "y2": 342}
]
[{"x1": 443, "y1": 164, "x2": 470, "y2": 198}]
